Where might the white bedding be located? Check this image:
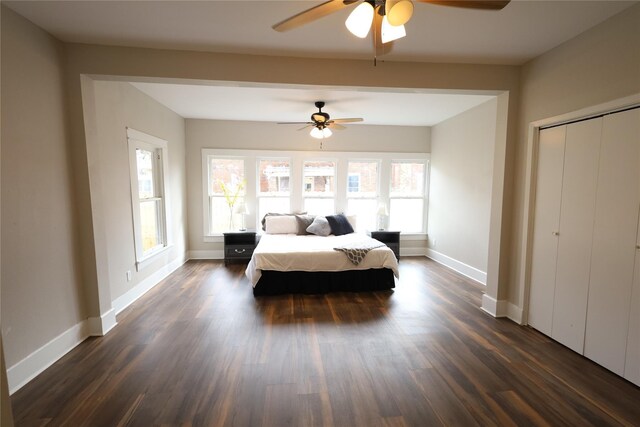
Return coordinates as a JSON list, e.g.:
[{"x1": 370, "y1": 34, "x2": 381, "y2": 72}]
[{"x1": 245, "y1": 233, "x2": 400, "y2": 286}]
